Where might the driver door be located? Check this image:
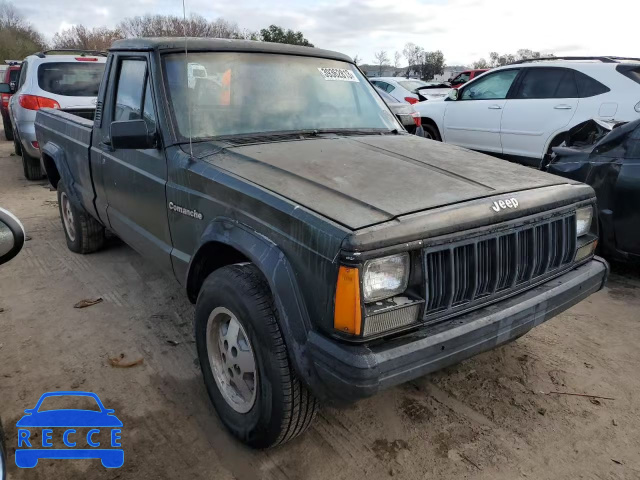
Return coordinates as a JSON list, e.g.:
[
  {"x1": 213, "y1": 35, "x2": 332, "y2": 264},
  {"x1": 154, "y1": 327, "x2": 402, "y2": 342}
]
[{"x1": 443, "y1": 68, "x2": 520, "y2": 154}]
